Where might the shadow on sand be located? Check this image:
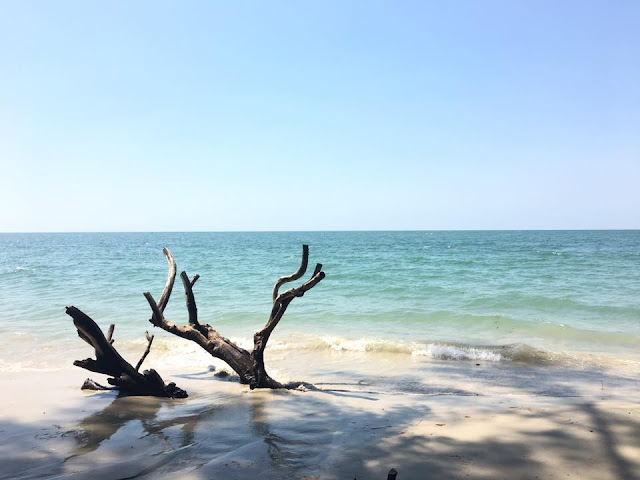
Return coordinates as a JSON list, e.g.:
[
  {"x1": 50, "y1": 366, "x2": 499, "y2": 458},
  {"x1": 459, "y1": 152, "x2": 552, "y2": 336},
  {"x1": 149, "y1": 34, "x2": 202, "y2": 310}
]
[{"x1": 0, "y1": 361, "x2": 638, "y2": 480}]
